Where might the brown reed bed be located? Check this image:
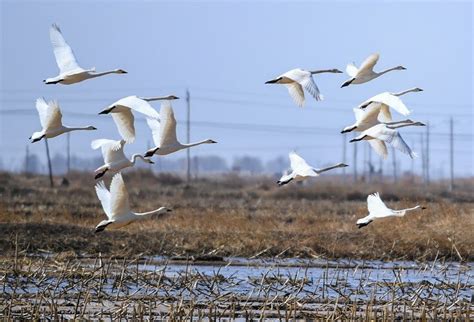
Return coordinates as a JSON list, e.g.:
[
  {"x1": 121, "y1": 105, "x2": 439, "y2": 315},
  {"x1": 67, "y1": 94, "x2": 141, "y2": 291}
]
[
  {"x1": 0, "y1": 254, "x2": 472, "y2": 320},
  {"x1": 0, "y1": 170, "x2": 473, "y2": 261}
]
